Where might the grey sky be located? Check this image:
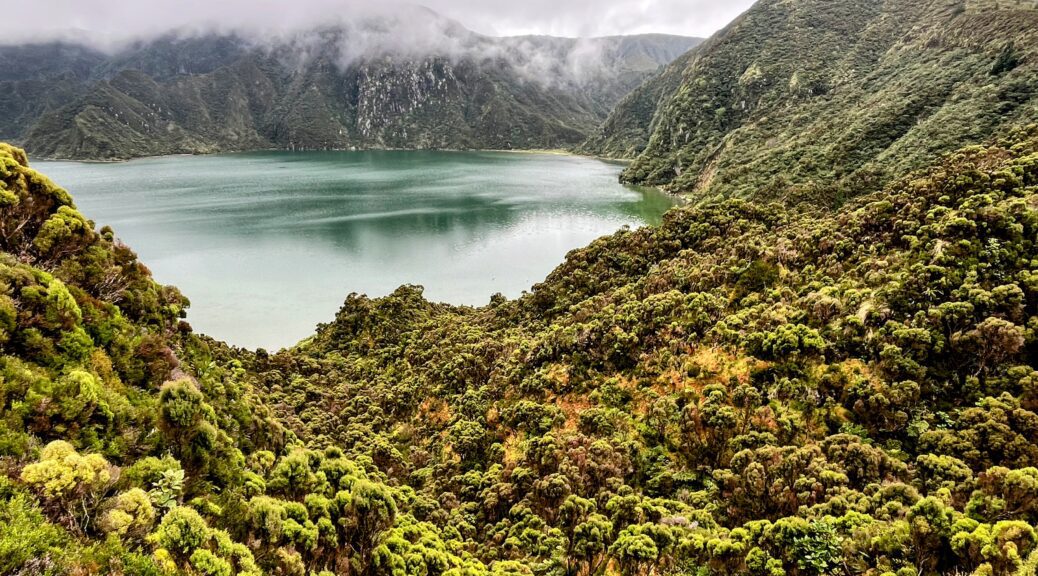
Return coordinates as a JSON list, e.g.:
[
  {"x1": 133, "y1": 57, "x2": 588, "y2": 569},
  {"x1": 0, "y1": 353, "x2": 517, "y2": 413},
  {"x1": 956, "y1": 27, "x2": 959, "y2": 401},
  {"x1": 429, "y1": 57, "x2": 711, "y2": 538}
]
[{"x1": 3, "y1": 0, "x2": 756, "y2": 46}]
